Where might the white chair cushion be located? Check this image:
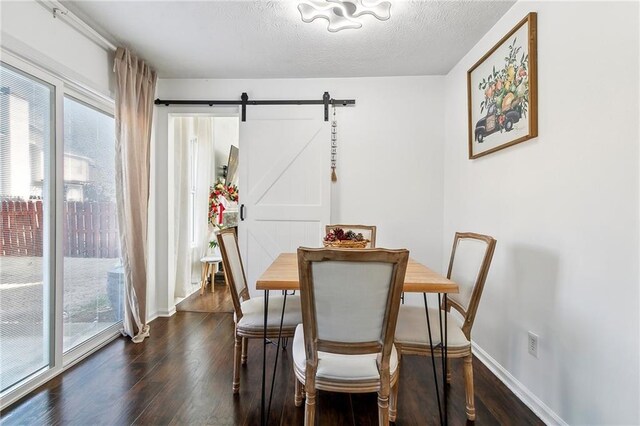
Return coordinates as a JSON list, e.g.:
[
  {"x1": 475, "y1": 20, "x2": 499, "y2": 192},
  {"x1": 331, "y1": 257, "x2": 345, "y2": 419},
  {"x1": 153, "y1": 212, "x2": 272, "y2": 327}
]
[
  {"x1": 236, "y1": 295, "x2": 302, "y2": 331},
  {"x1": 395, "y1": 305, "x2": 470, "y2": 348},
  {"x1": 292, "y1": 324, "x2": 398, "y2": 382},
  {"x1": 312, "y1": 261, "x2": 393, "y2": 343}
]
